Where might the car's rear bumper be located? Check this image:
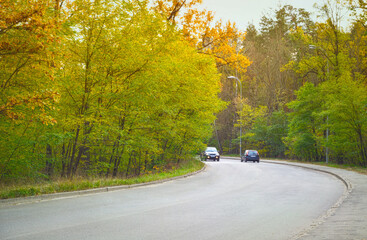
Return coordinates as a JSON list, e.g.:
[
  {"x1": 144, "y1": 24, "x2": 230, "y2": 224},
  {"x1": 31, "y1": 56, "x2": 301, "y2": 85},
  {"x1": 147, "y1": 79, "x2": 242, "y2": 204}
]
[{"x1": 243, "y1": 157, "x2": 260, "y2": 162}]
